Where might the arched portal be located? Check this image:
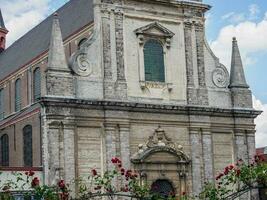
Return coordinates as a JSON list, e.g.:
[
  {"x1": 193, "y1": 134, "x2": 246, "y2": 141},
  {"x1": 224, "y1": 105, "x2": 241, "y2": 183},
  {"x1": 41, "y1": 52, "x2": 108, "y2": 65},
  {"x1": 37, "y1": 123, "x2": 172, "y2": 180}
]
[{"x1": 131, "y1": 126, "x2": 190, "y2": 198}]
